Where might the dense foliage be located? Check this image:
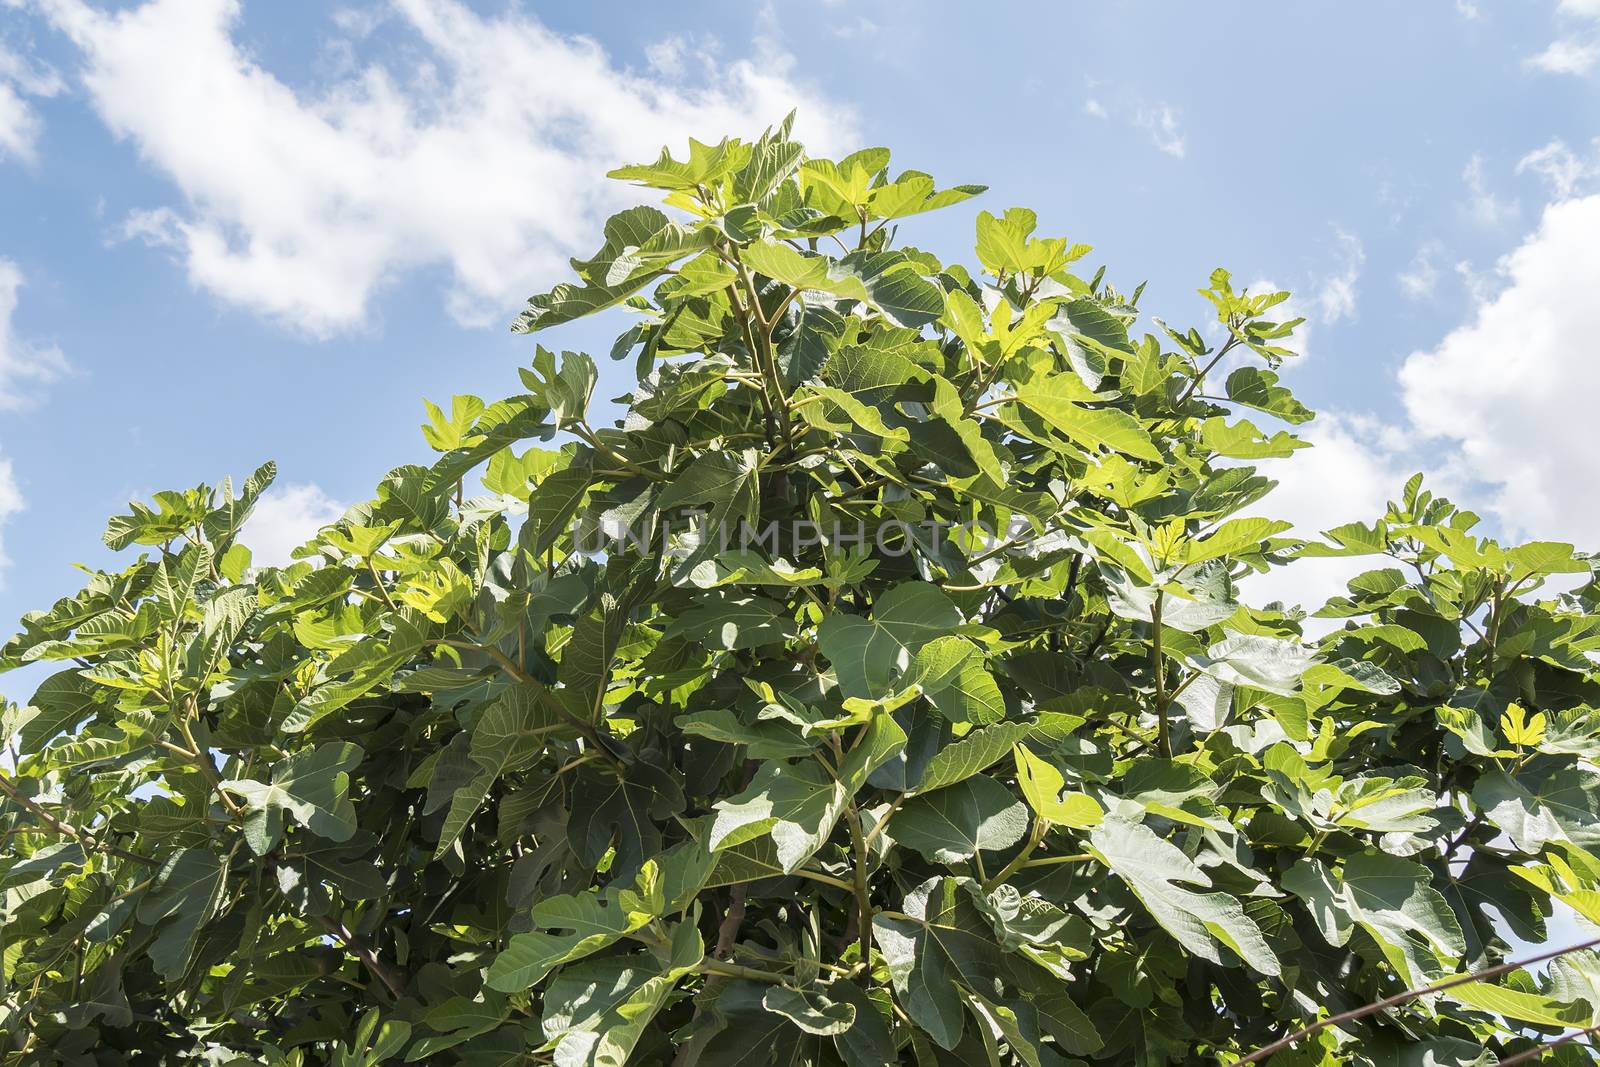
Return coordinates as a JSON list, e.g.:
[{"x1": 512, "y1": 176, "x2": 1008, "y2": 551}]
[{"x1": 4, "y1": 118, "x2": 1600, "y2": 1065}]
